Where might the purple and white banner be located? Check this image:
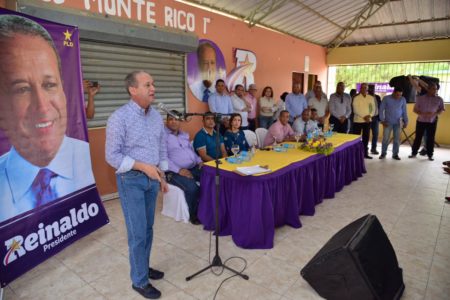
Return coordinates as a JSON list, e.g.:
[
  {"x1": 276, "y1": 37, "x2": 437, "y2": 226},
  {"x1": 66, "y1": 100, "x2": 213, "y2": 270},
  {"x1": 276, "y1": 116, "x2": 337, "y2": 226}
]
[
  {"x1": 187, "y1": 39, "x2": 227, "y2": 102},
  {"x1": 356, "y1": 82, "x2": 394, "y2": 94},
  {"x1": 0, "y1": 8, "x2": 108, "y2": 287}
]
